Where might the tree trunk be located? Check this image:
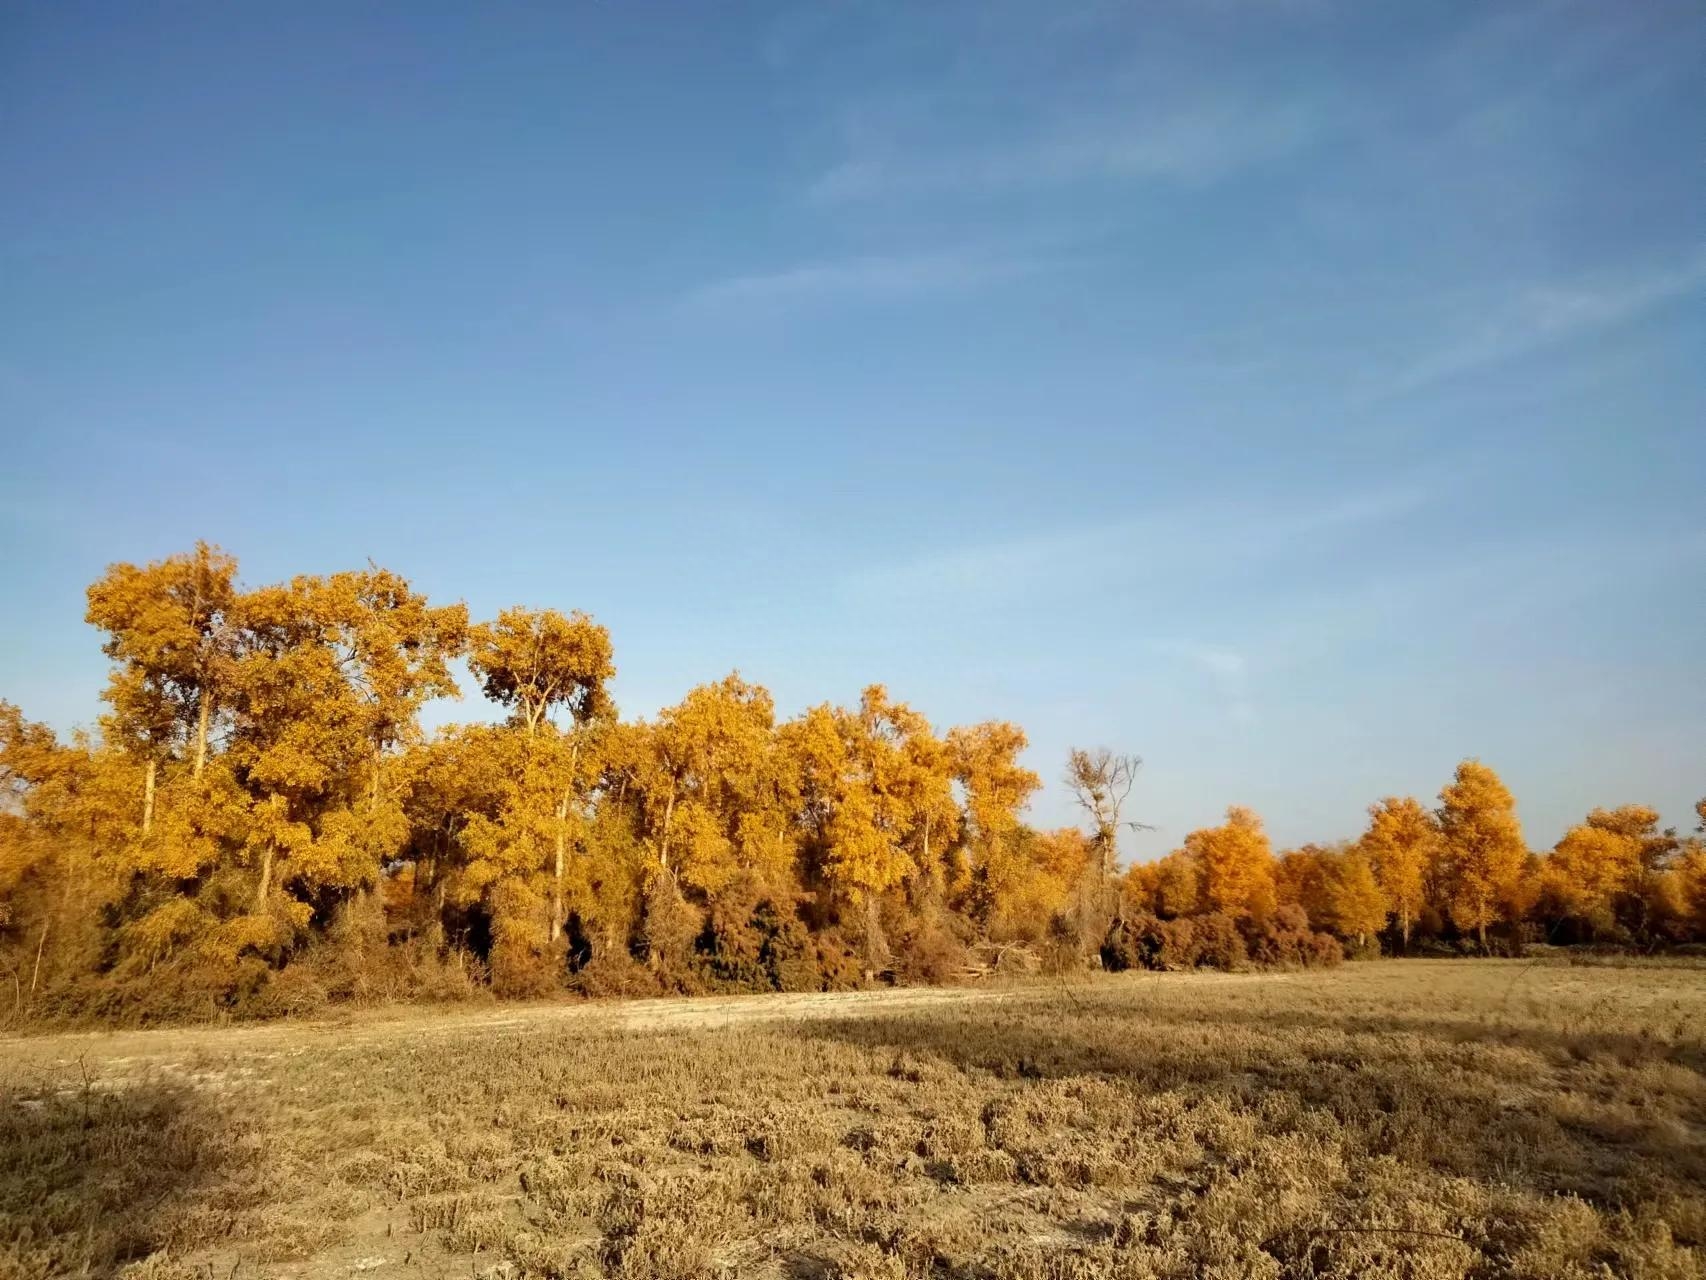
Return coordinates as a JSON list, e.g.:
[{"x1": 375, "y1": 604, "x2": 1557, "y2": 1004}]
[
  {"x1": 1400, "y1": 905, "x2": 1411, "y2": 952},
  {"x1": 255, "y1": 841, "x2": 275, "y2": 911},
  {"x1": 29, "y1": 925, "x2": 48, "y2": 995},
  {"x1": 549, "y1": 741, "x2": 580, "y2": 945},
  {"x1": 550, "y1": 791, "x2": 569, "y2": 945},
  {"x1": 141, "y1": 757, "x2": 157, "y2": 836},
  {"x1": 658, "y1": 785, "x2": 676, "y2": 871},
  {"x1": 193, "y1": 696, "x2": 211, "y2": 778},
  {"x1": 864, "y1": 893, "x2": 884, "y2": 978}
]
